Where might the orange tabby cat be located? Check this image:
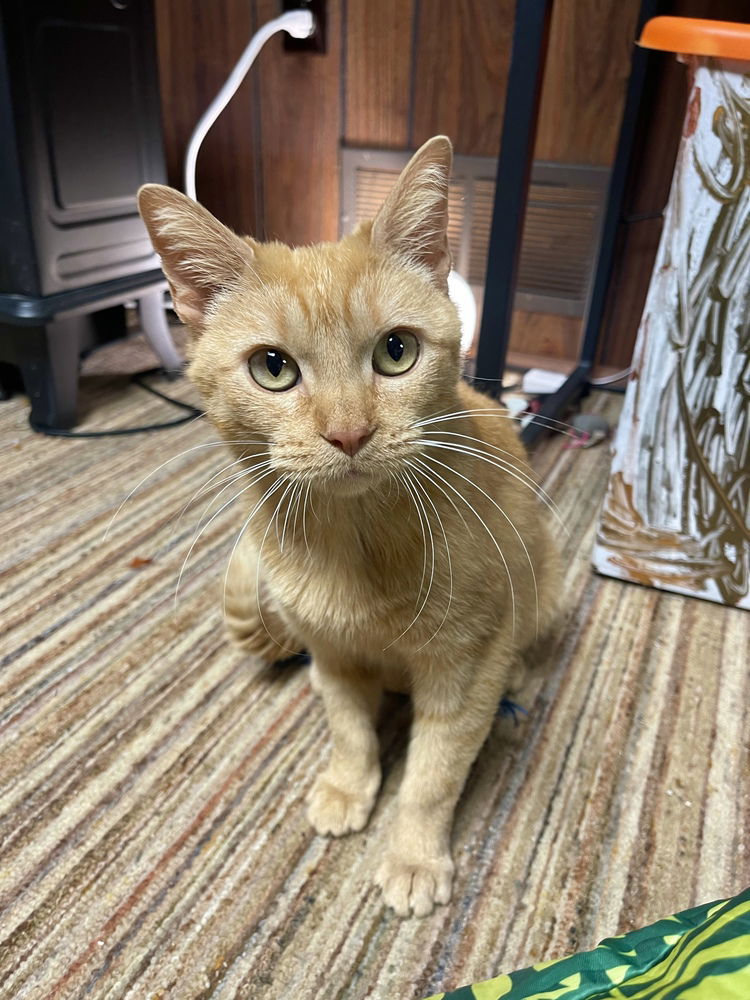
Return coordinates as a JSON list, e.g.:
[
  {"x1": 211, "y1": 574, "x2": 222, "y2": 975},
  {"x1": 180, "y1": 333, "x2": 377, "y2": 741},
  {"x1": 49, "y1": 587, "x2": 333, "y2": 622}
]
[{"x1": 138, "y1": 136, "x2": 560, "y2": 917}]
